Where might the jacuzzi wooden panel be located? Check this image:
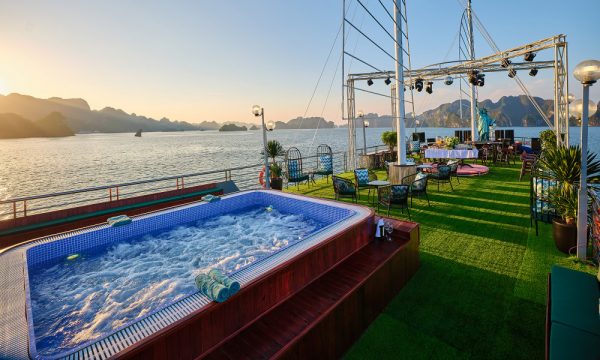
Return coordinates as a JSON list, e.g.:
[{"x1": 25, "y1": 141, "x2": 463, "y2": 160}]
[{"x1": 116, "y1": 208, "x2": 375, "y2": 359}]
